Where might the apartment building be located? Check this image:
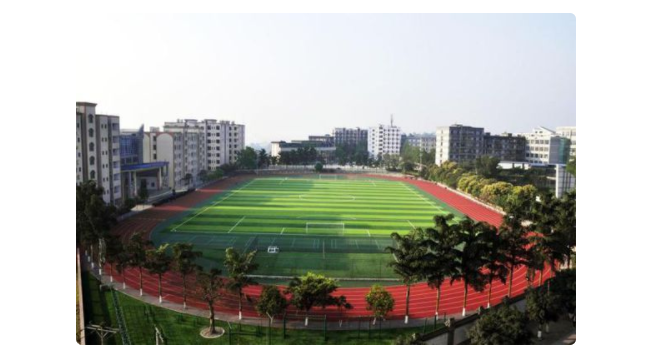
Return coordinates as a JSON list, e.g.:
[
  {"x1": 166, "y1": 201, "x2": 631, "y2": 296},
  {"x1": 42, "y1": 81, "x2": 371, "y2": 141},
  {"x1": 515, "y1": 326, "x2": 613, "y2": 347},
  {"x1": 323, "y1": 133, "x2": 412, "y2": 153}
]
[
  {"x1": 333, "y1": 127, "x2": 369, "y2": 147},
  {"x1": 483, "y1": 133, "x2": 527, "y2": 162},
  {"x1": 403, "y1": 133, "x2": 436, "y2": 153},
  {"x1": 435, "y1": 125, "x2": 485, "y2": 165},
  {"x1": 368, "y1": 123, "x2": 402, "y2": 159},
  {"x1": 521, "y1": 127, "x2": 571, "y2": 165},
  {"x1": 76, "y1": 102, "x2": 122, "y2": 205}
]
